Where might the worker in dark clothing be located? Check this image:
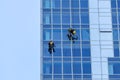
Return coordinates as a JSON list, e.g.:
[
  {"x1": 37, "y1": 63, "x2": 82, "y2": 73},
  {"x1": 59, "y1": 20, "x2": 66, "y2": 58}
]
[
  {"x1": 67, "y1": 28, "x2": 78, "y2": 43},
  {"x1": 48, "y1": 41, "x2": 55, "y2": 54}
]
